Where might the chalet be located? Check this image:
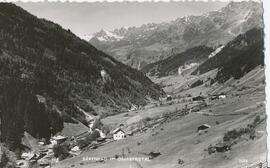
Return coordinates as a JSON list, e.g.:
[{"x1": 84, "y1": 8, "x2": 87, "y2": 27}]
[
  {"x1": 113, "y1": 128, "x2": 125, "y2": 140},
  {"x1": 219, "y1": 94, "x2": 227, "y2": 99},
  {"x1": 149, "y1": 152, "x2": 161, "y2": 159},
  {"x1": 50, "y1": 135, "x2": 67, "y2": 145},
  {"x1": 21, "y1": 152, "x2": 35, "y2": 161},
  {"x1": 192, "y1": 96, "x2": 204, "y2": 102},
  {"x1": 166, "y1": 95, "x2": 172, "y2": 101},
  {"x1": 197, "y1": 124, "x2": 211, "y2": 132},
  {"x1": 70, "y1": 146, "x2": 81, "y2": 156},
  {"x1": 215, "y1": 144, "x2": 231, "y2": 152},
  {"x1": 210, "y1": 94, "x2": 226, "y2": 100}
]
